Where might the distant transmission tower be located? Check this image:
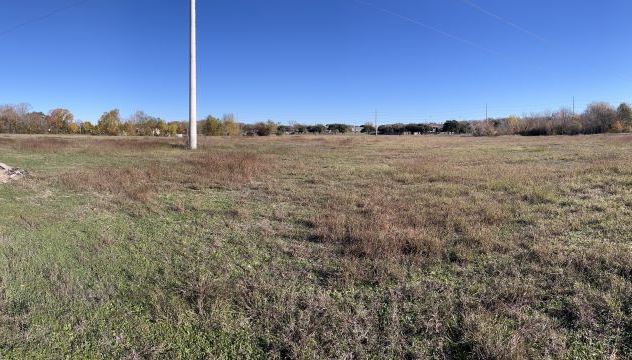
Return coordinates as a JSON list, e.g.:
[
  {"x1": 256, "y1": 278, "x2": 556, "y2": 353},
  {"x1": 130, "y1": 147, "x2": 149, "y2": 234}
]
[{"x1": 189, "y1": 0, "x2": 198, "y2": 150}]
